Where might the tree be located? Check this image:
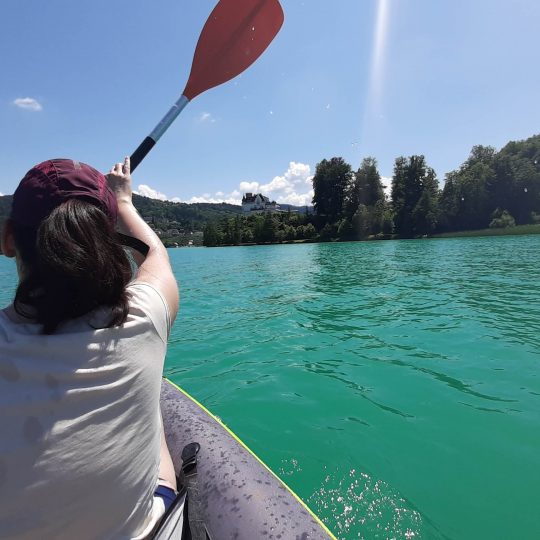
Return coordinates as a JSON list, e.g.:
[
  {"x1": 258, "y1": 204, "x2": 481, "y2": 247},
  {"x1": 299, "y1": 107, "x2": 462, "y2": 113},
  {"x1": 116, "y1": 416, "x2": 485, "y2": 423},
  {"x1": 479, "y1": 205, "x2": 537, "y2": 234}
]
[
  {"x1": 259, "y1": 212, "x2": 276, "y2": 243},
  {"x1": 275, "y1": 228, "x2": 286, "y2": 242},
  {"x1": 312, "y1": 157, "x2": 354, "y2": 220},
  {"x1": 391, "y1": 156, "x2": 412, "y2": 236},
  {"x1": 283, "y1": 225, "x2": 296, "y2": 241},
  {"x1": 381, "y1": 207, "x2": 394, "y2": 235},
  {"x1": 370, "y1": 199, "x2": 388, "y2": 235},
  {"x1": 352, "y1": 205, "x2": 370, "y2": 239},
  {"x1": 412, "y1": 167, "x2": 439, "y2": 235},
  {"x1": 337, "y1": 218, "x2": 353, "y2": 239},
  {"x1": 319, "y1": 222, "x2": 337, "y2": 240},
  {"x1": 231, "y1": 215, "x2": 242, "y2": 245},
  {"x1": 438, "y1": 171, "x2": 460, "y2": 231},
  {"x1": 466, "y1": 145, "x2": 496, "y2": 168},
  {"x1": 491, "y1": 136, "x2": 540, "y2": 224},
  {"x1": 439, "y1": 166, "x2": 492, "y2": 232},
  {"x1": 391, "y1": 155, "x2": 438, "y2": 237},
  {"x1": 304, "y1": 223, "x2": 316, "y2": 238},
  {"x1": 439, "y1": 136, "x2": 540, "y2": 231},
  {"x1": 221, "y1": 216, "x2": 242, "y2": 245},
  {"x1": 203, "y1": 222, "x2": 220, "y2": 247},
  {"x1": 252, "y1": 215, "x2": 265, "y2": 243},
  {"x1": 242, "y1": 227, "x2": 254, "y2": 243},
  {"x1": 347, "y1": 157, "x2": 385, "y2": 216},
  {"x1": 489, "y1": 209, "x2": 516, "y2": 228}
]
